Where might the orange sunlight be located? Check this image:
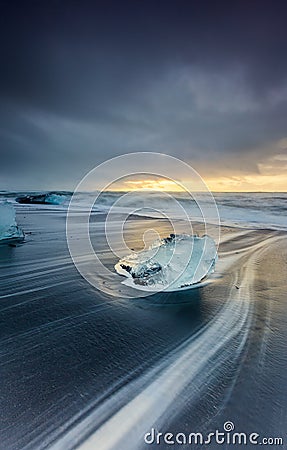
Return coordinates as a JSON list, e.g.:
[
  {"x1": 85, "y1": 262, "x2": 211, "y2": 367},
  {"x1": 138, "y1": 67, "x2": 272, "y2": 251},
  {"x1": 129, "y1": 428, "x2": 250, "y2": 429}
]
[{"x1": 111, "y1": 178, "x2": 185, "y2": 192}]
